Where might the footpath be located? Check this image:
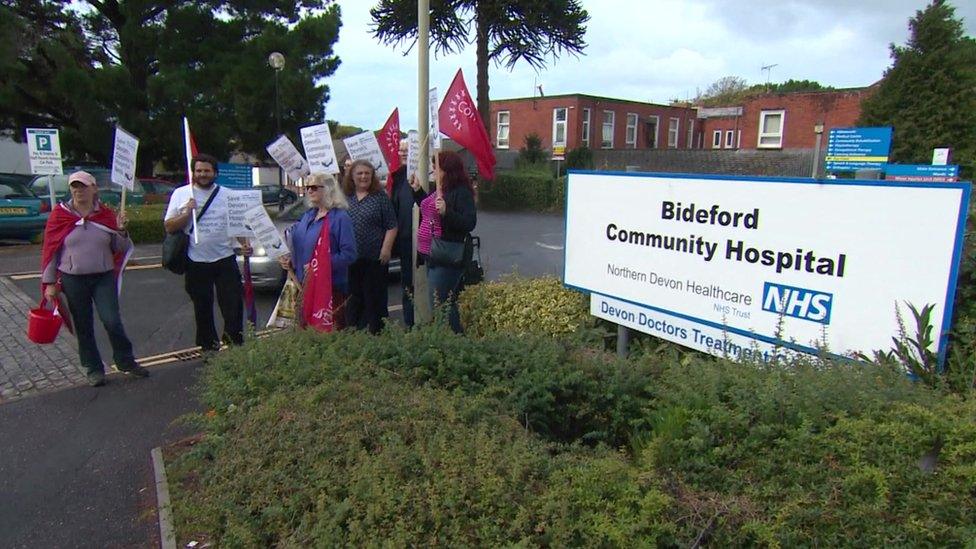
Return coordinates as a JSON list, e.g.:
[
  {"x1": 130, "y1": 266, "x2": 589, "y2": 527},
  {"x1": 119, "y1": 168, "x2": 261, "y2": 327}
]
[{"x1": 0, "y1": 242, "x2": 161, "y2": 402}]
